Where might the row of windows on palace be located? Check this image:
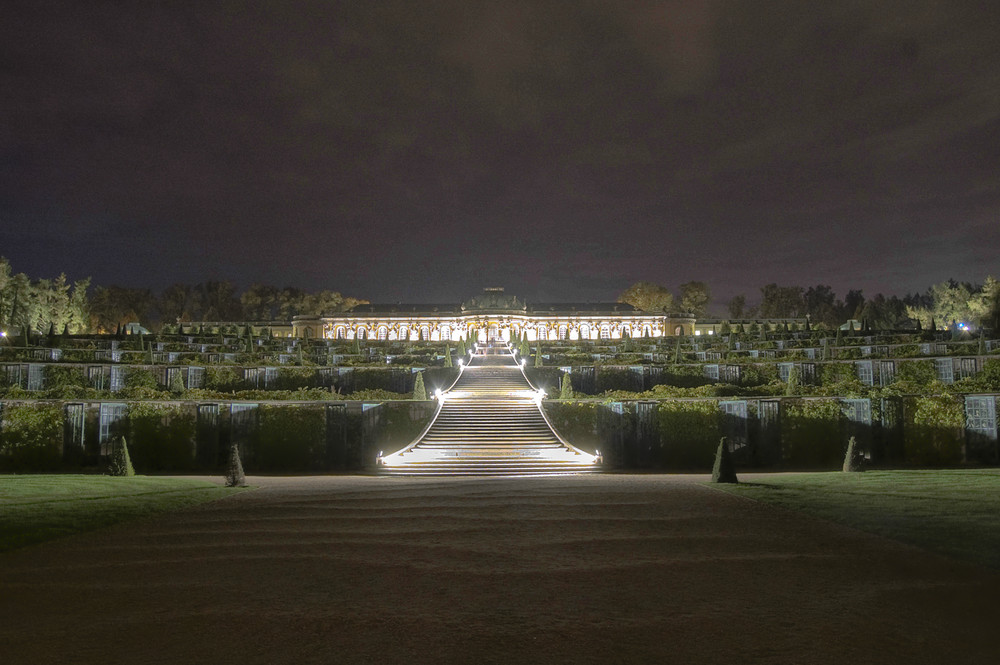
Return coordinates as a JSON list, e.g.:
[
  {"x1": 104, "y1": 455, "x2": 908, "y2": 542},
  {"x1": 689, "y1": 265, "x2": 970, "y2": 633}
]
[{"x1": 309, "y1": 321, "x2": 672, "y2": 341}]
